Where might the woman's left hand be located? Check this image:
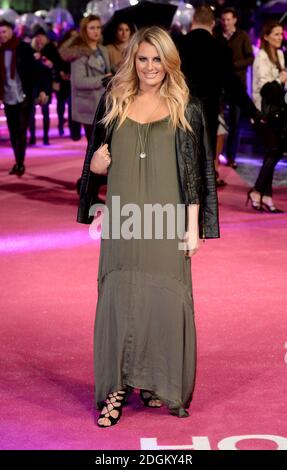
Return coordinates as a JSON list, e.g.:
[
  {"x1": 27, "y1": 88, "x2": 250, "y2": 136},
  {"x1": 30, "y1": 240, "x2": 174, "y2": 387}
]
[{"x1": 183, "y1": 231, "x2": 199, "y2": 258}]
